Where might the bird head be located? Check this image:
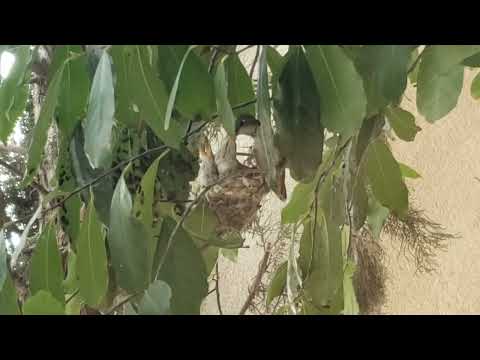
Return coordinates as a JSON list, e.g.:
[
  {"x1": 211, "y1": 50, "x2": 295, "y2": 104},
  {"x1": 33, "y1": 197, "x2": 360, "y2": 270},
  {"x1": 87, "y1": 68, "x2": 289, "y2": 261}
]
[{"x1": 235, "y1": 114, "x2": 260, "y2": 137}]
